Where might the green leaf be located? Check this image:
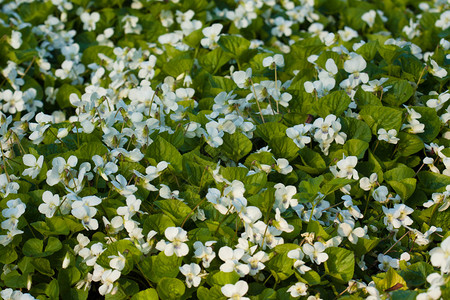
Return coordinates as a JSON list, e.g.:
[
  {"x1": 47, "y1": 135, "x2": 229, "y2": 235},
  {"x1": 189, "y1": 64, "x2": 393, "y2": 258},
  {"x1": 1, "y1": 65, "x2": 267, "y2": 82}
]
[
  {"x1": 341, "y1": 117, "x2": 373, "y2": 143},
  {"x1": 219, "y1": 132, "x2": 253, "y2": 162},
  {"x1": 56, "y1": 84, "x2": 81, "y2": 109},
  {"x1": 298, "y1": 176, "x2": 324, "y2": 203},
  {"x1": 0, "y1": 244, "x2": 18, "y2": 264},
  {"x1": 147, "y1": 136, "x2": 183, "y2": 172},
  {"x1": 198, "y1": 48, "x2": 233, "y2": 74},
  {"x1": 360, "y1": 105, "x2": 403, "y2": 134},
  {"x1": 141, "y1": 252, "x2": 182, "y2": 284},
  {"x1": 320, "y1": 178, "x2": 355, "y2": 196},
  {"x1": 243, "y1": 171, "x2": 267, "y2": 194},
  {"x1": 247, "y1": 187, "x2": 275, "y2": 217},
  {"x1": 396, "y1": 132, "x2": 424, "y2": 157},
  {"x1": 197, "y1": 286, "x2": 226, "y2": 300},
  {"x1": 297, "y1": 270, "x2": 321, "y2": 286},
  {"x1": 384, "y1": 165, "x2": 415, "y2": 181},
  {"x1": 46, "y1": 279, "x2": 59, "y2": 300},
  {"x1": 355, "y1": 88, "x2": 382, "y2": 106},
  {"x1": 17, "y1": 1, "x2": 54, "y2": 24},
  {"x1": 32, "y1": 258, "x2": 54, "y2": 276},
  {"x1": 344, "y1": 139, "x2": 369, "y2": 159},
  {"x1": 417, "y1": 171, "x2": 450, "y2": 194},
  {"x1": 251, "y1": 288, "x2": 277, "y2": 300},
  {"x1": 356, "y1": 40, "x2": 379, "y2": 61},
  {"x1": 31, "y1": 216, "x2": 84, "y2": 236},
  {"x1": 23, "y1": 237, "x2": 62, "y2": 257},
  {"x1": 324, "y1": 247, "x2": 355, "y2": 283},
  {"x1": 387, "y1": 178, "x2": 416, "y2": 201},
  {"x1": 297, "y1": 148, "x2": 327, "y2": 175},
  {"x1": 314, "y1": 91, "x2": 351, "y2": 117},
  {"x1": 383, "y1": 80, "x2": 414, "y2": 106},
  {"x1": 220, "y1": 166, "x2": 248, "y2": 182},
  {"x1": 184, "y1": 29, "x2": 203, "y2": 48},
  {"x1": 163, "y1": 56, "x2": 193, "y2": 78},
  {"x1": 399, "y1": 261, "x2": 433, "y2": 287},
  {"x1": 390, "y1": 290, "x2": 418, "y2": 300},
  {"x1": 266, "y1": 251, "x2": 295, "y2": 282},
  {"x1": 207, "y1": 271, "x2": 240, "y2": 287},
  {"x1": 154, "y1": 199, "x2": 192, "y2": 226},
  {"x1": 373, "y1": 268, "x2": 407, "y2": 291},
  {"x1": 131, "y1": 289, "x2": 159, "y2": 300},
  {"x1": 218, "y1": 35, "x2": 251, "y2": 59},
  {"x1": 156, "y1": 277, "x2": 185, "y2": 300},
  {"x1": 349, "y1": 237, "x2": 380, "y2": 258},
  {"x1": 270, "y1": 136, "x2": 299, "y2": 161},
  {"x1": 412, "y1": 107, "x2": 441, "y2": 143},
  {"x1": 306, "y1": 220, "x2": 331, "y2": 240},
  {"x1": 81, "y1": 45, "x2": 115, "y2": 65},
  {"x1": 96, "y1": 240, "x2": 141, "y2": 275},
  {"x1": 1, "y1": 270, "x2": 27, "y2": 289},
  {"x1": 58, "y1": 267, "x2": 81, "y2": 296},
  {"x1": 74, "y1": 142, "x2": 109, "y2": 161},
  {"x1": 144, "y1": 214, "x2": 176, "y2": 235},
  {"x1": 255, "y1": 122, "x2": 288, "y2": 142}
]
